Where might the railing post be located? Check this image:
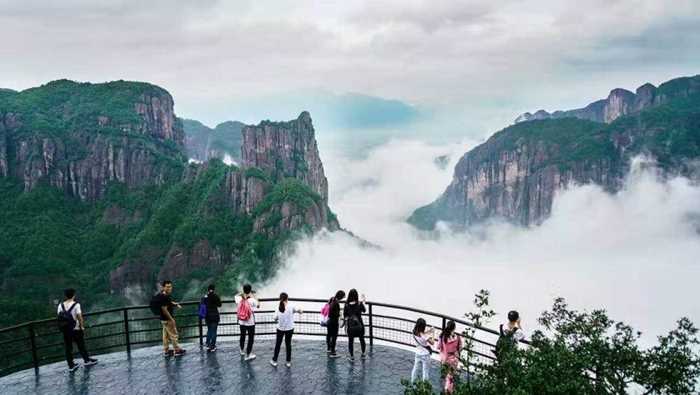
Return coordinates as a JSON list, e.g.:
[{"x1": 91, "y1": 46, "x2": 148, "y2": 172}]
[
  {"x1": 442, "y1": 317, "x2": 446, "y2": 332},
  {"x1": 28, "y1": 323, "x2": 38, "y2": 371},
  {"x1": 368, "y1": 302, "x2": 374, "y2": 347},
  {"x1": 123, "y1": 309, "x2": 131, "y2": 355},
  {"x1": 198, "y1": 317, "x2": 204, "y2": 347}
]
